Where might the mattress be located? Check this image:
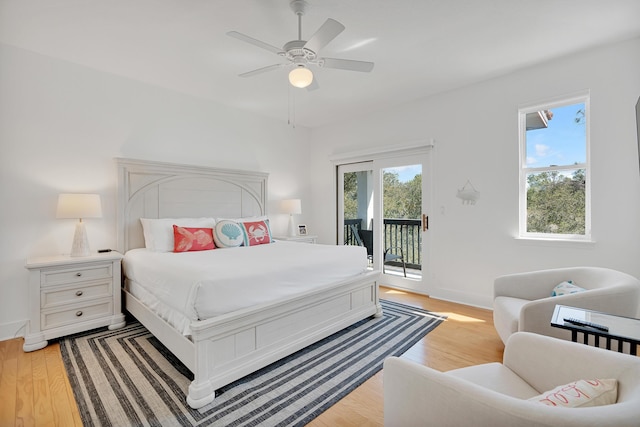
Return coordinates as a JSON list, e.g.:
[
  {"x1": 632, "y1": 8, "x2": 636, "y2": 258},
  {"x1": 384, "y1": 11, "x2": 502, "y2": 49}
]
[{"x1": 123, "y1": 241, "x2": 369, "y2": 335}]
